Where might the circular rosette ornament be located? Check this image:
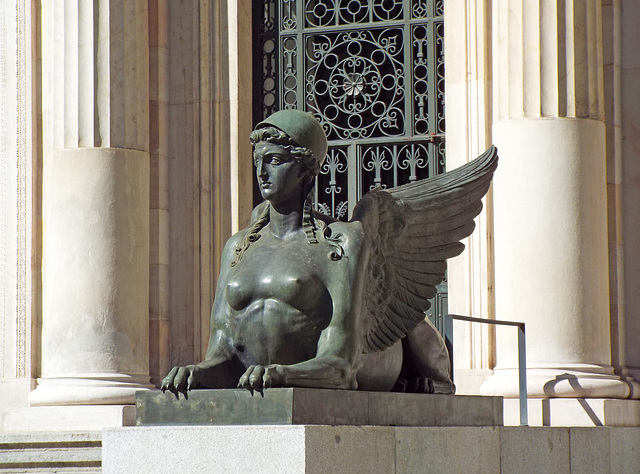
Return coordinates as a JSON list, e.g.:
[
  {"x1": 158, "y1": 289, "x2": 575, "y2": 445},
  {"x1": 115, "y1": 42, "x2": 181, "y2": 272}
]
[{"x1": 305, "y1": 29, "x2": 406, "y2": 140}]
